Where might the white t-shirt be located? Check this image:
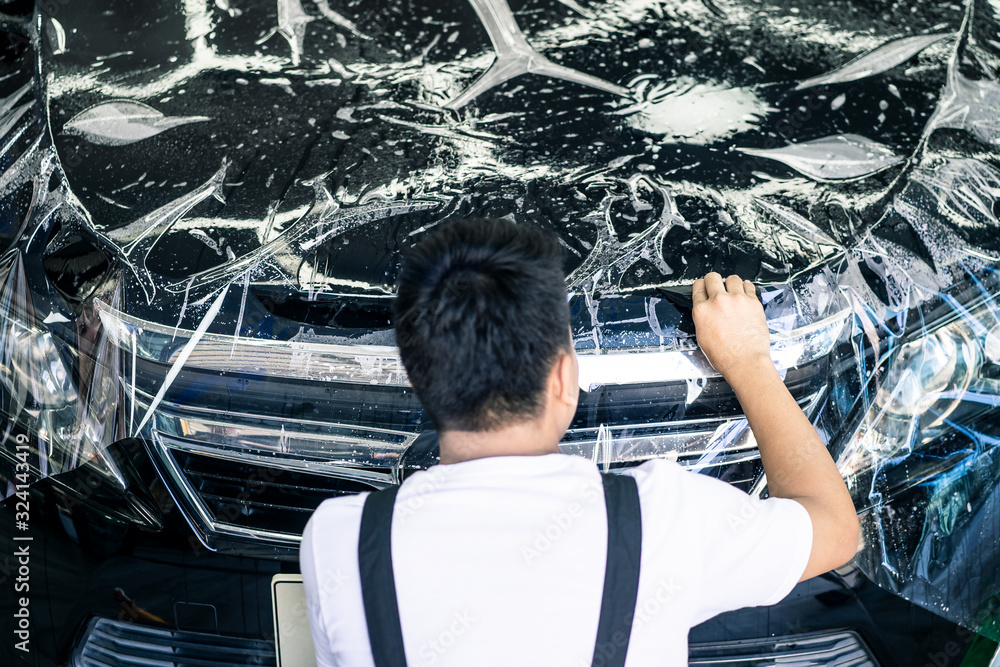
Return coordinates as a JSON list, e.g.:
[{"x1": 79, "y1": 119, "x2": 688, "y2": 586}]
[{"x1": 300, "y1": 454, "x2": 812, "y2": 667}]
